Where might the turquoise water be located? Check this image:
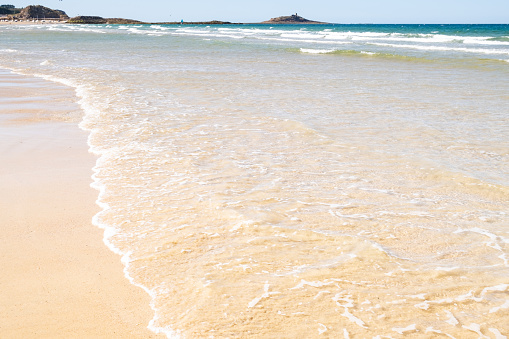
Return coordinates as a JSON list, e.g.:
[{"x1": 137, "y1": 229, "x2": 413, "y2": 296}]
[{"x1": 1, "y1": 23, "x2": 508, "y2": 338}]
